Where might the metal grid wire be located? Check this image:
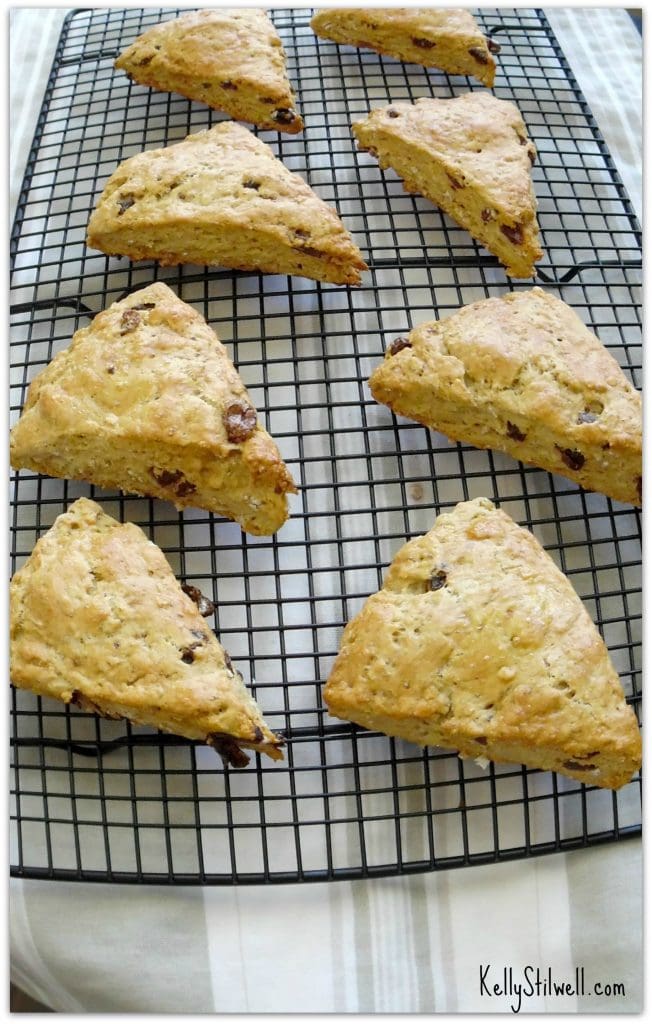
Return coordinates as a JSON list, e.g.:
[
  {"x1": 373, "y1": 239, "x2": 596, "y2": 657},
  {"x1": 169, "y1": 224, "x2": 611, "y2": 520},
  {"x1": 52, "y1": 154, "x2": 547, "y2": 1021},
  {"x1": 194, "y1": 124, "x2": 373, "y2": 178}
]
[{"x1": 10, "y1": 8, "x2": 641, "y2": 884}]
